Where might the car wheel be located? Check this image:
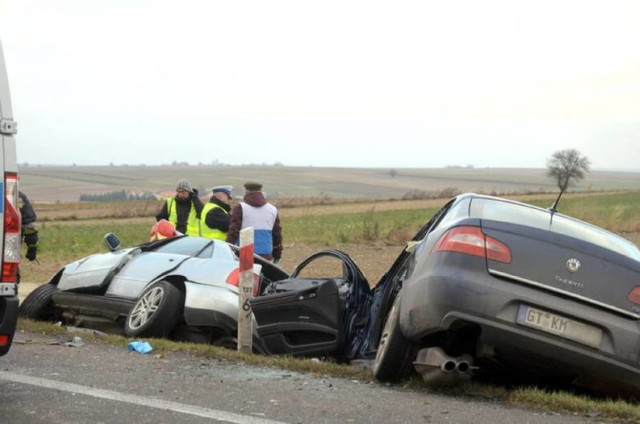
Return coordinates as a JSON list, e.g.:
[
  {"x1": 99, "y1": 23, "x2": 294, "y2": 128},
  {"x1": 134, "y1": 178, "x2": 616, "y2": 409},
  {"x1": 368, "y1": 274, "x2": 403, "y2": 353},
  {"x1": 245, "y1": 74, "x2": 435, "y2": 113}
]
[
  {"x1": 124, "y1": 281, "x2": 183, "y2": 338},
  {"x1": 373, "y1": 295, "x2": 416, "y2": 381},
  {"x1": 213, "y1": 336, "x2": 238, "y2": 350},
  {"x1": 19, "y1": 284, "x2": 58, "y2": 321},
  {"x1": 213, "y1": 335, "x2": 268, "y2": 355}
]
